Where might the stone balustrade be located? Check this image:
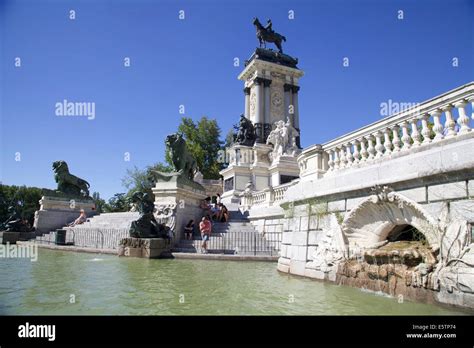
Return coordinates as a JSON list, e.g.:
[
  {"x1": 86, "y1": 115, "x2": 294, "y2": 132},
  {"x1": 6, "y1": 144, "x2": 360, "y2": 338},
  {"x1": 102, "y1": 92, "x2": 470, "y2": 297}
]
[
  {"x1": 298, "y1": 82, "x2": 474, "y2": 176},
  {"x1": 242, "y1": 181, "x2": 296, "y2": 209}
]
